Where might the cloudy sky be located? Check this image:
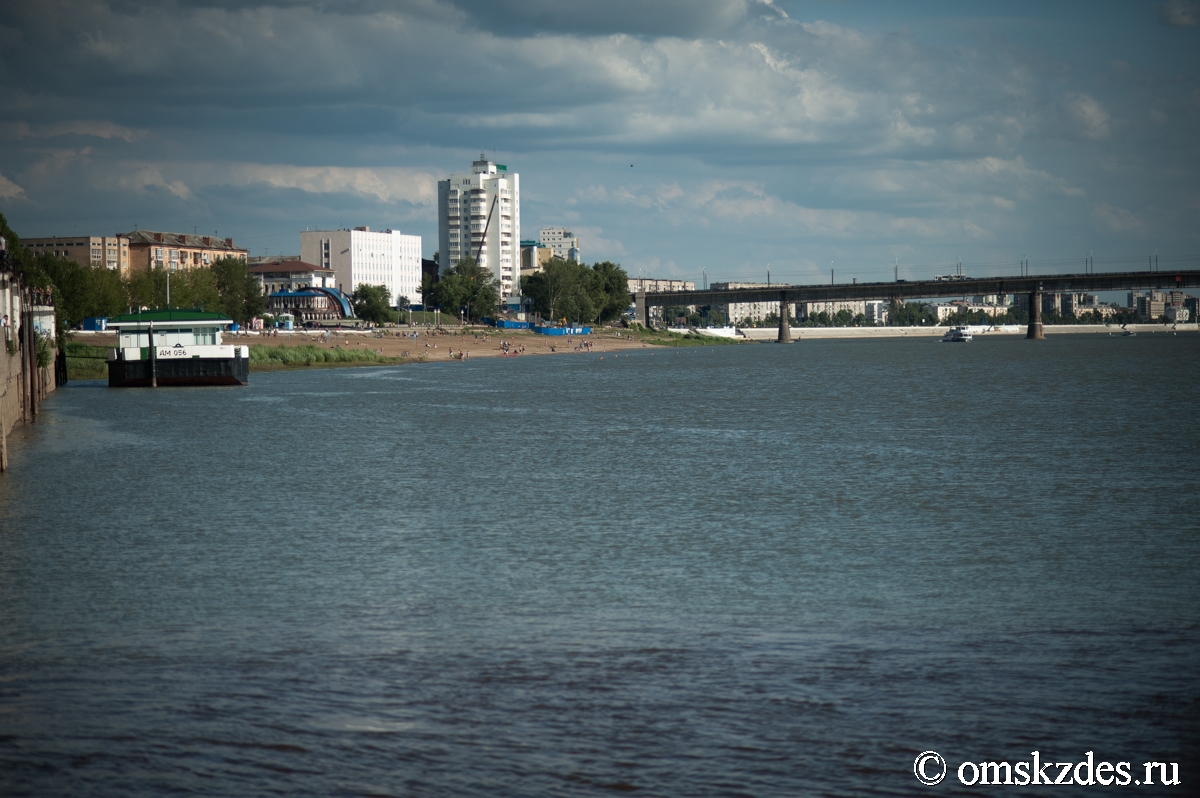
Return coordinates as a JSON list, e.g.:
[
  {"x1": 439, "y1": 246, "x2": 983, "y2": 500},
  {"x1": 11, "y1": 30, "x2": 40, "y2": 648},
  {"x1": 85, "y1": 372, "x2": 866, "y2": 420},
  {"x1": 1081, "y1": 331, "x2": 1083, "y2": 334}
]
[{"x1": 1, "y1": 0, "x2": 1198, "y2": 284}]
